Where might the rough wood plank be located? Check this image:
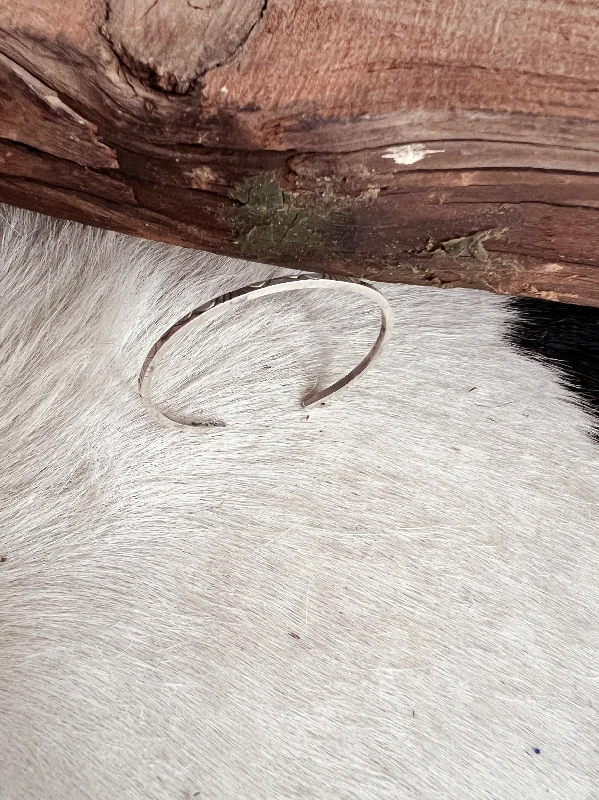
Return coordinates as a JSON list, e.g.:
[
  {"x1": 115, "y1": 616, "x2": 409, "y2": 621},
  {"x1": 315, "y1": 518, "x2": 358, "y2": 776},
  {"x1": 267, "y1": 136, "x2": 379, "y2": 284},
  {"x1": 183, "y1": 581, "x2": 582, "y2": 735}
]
[
  {"x1": 4, "y1": 172, "x2": 598, "y2": 308},
  {"x1": 289, "y1": 143, "x2": 599, "y2": 187},
  {"x1": 0, "y1": 54, "x2": 117, "y2": 168},
  {"x1": 0, "y1": 140, "x2": 134, "y2": 204},
  {"x1": 0, "y1": 175, "x2": 235, "y2": 253},
  {"x1": 200, "y1": 0, "x2": 599, "y2": 151},
  {"x1": 1, "y1": 0, "x2": 599, "y2": 307}
]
